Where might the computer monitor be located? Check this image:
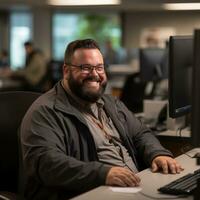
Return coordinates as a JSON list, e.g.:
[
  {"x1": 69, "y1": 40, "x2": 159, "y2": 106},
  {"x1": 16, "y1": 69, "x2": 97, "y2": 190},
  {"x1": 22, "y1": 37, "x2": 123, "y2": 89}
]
[
  {"x1": 139, "y1": 48, "x2": 166, "y2": 82},
  {"x1": 48, "y1": 60, "x2": 63, "y2": 85},
  {"x1": 191, "y1": 29, "x2": 200, "y2": 148},
  {"x1": 168, "y1": 36, "x2": 193, "y2": 118}
]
